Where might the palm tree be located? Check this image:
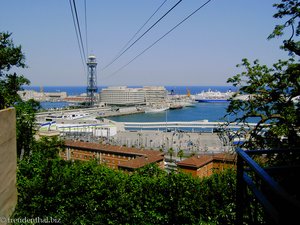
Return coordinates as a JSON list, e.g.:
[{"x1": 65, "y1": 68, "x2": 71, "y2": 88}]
[
  {"x1": 168, "y1": 147, "x2": 174, "y2": 161},
  {"x1": 177, "y1": 149, "x2": 184, "y2": 161}
]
